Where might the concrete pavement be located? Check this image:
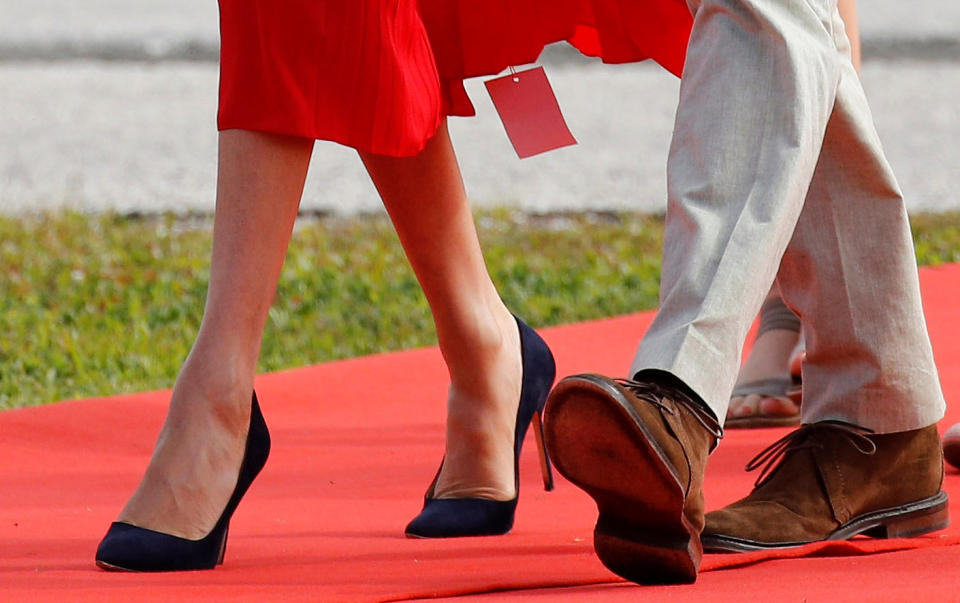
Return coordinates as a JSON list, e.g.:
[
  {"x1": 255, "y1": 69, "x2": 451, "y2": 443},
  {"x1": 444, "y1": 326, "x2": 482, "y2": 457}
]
[
  {"x1": 2, "y1": 0, "x2": 957, "y2": 59},
  {"x1": 1, "y1": 0, "x2": 957, "y2": 215}
]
